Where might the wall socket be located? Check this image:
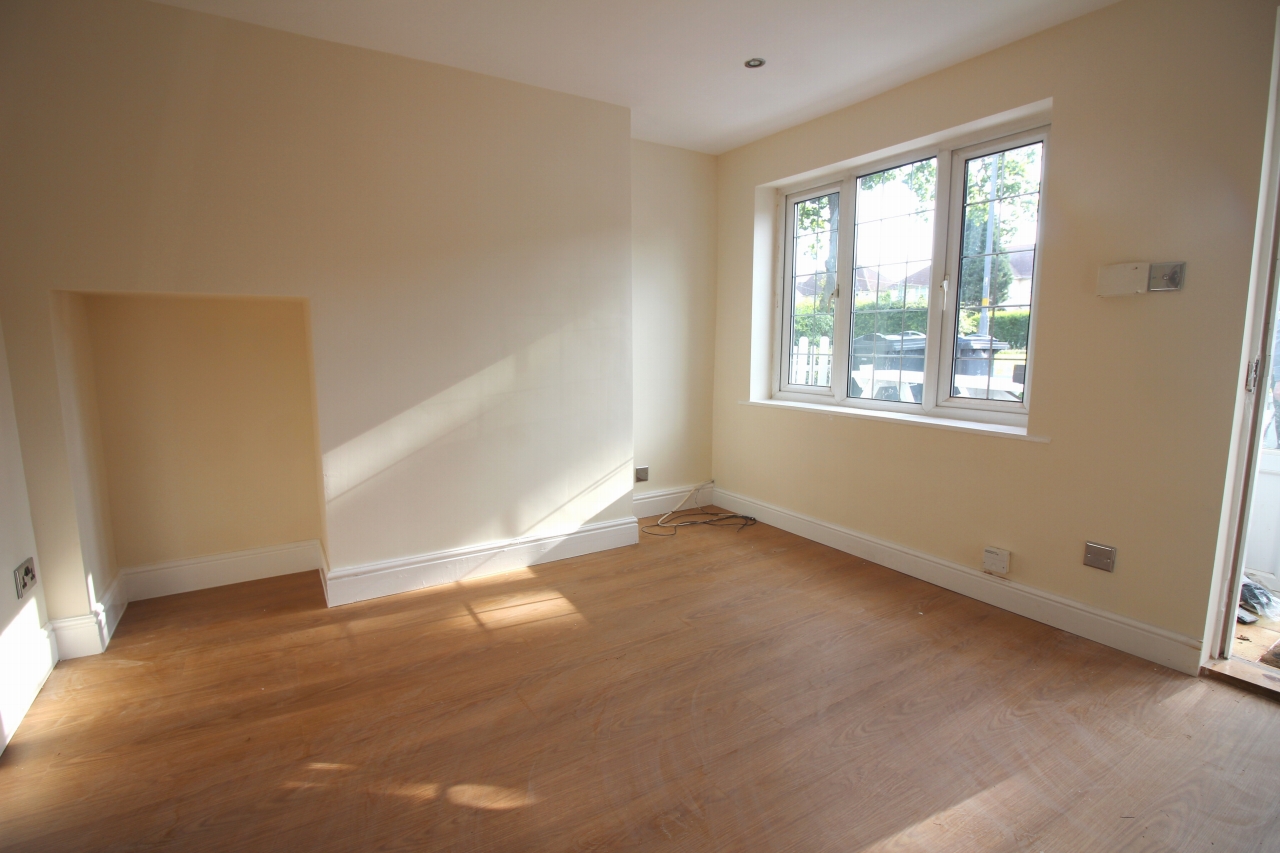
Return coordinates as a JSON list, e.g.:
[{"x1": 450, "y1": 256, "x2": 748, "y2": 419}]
[
  {"x1": 13, "y1": 558, "x2": 36, "y2": 600},
  {"x1": 1083, "y1": 542, "x2": 1116, "y2": 572},
  {"x1": 635, "y1": 466, "x2": 649, "y2": 483},
  {"x1": 982, "y1": 546, "x2": 1010, "y2": 575}
]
